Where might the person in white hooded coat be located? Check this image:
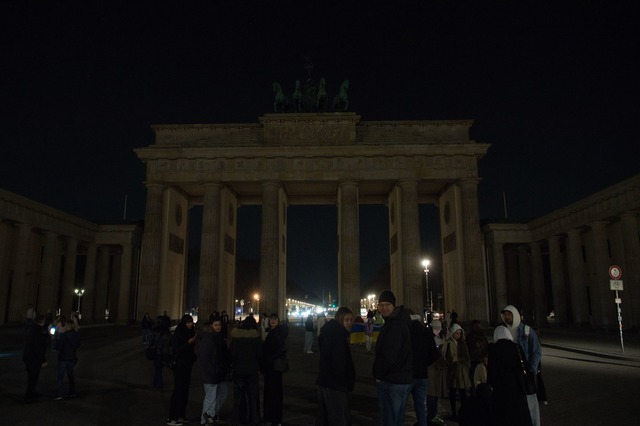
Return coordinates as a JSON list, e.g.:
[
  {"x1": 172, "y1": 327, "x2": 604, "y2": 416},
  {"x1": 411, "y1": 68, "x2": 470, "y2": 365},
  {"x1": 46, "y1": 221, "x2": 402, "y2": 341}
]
[{"x1": 500, "y1": 305, "x2": 541, "y2": 426}]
